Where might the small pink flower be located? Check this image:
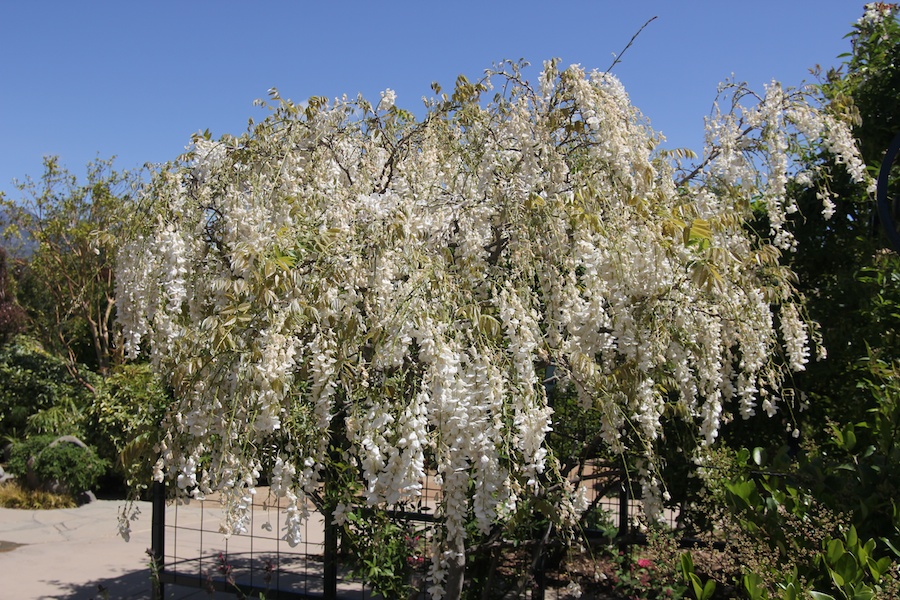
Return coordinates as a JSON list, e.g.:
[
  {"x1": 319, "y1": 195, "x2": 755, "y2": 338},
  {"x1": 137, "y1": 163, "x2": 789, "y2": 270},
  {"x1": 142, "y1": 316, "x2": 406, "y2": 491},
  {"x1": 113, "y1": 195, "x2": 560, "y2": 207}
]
[{"x1": 636, "y1": 558, "x2": 653, "y2": 569}]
